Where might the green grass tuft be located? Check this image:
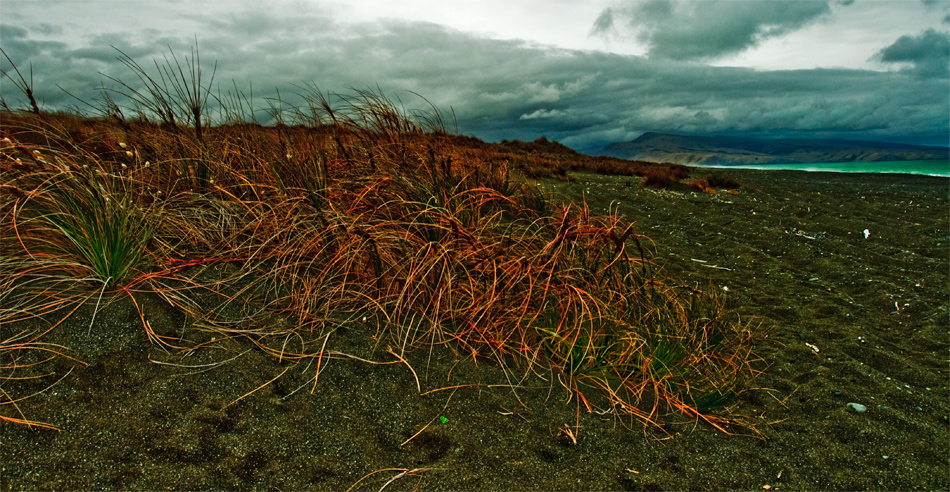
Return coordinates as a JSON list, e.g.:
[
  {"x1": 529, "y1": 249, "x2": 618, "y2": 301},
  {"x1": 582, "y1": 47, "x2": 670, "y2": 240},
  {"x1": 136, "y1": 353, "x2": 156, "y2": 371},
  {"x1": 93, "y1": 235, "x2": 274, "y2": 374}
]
[{"x1": 35, "y1": 169, "x2": 155, "y2": 286}]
